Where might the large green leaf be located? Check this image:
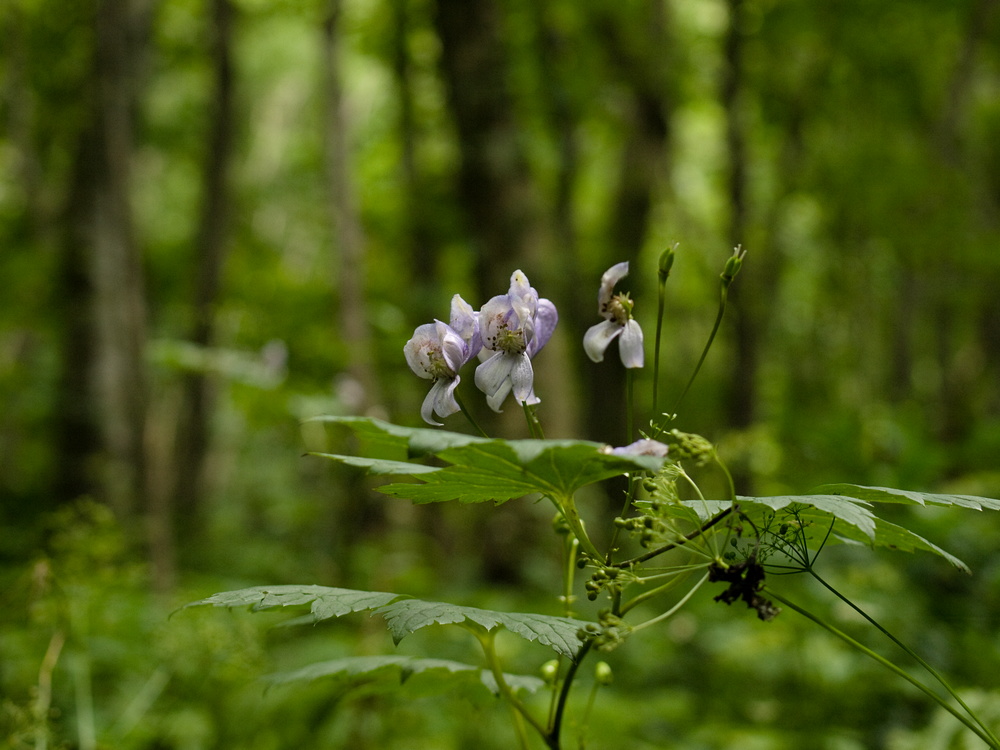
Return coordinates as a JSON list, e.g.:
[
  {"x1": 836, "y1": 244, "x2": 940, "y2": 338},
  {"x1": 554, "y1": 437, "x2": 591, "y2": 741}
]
[
  {"x1": 815, "y1": 483, "x2": 1000, "y2": 512},
  {"x1": 374, "y1": 599, "x2": 588, "y2": 658},
  {"x1": 265, "y1": 655, "x2": 544, "y2": 698},
  {"x1": 187, "y1": 585, "x2": 589, "y2": 659},
  {"x1": 686, "y1": 493, "x2": 972, "y2": 571},
  {"x1": 310, "y1": 416, "x2": 666, "y2": 504}
]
